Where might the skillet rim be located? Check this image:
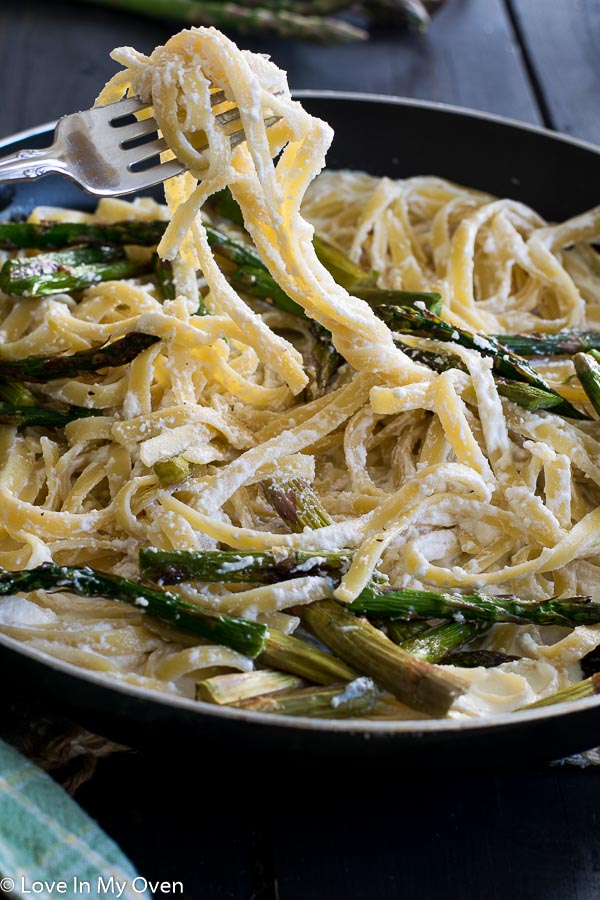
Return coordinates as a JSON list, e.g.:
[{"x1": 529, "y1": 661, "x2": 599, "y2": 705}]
[{"x1": 1, "y1": 92, "x2": 599, "y2": 742}]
